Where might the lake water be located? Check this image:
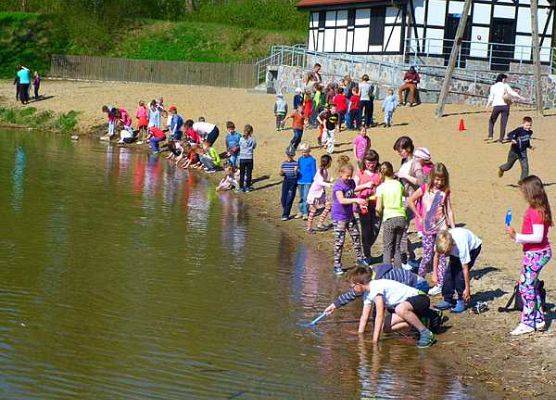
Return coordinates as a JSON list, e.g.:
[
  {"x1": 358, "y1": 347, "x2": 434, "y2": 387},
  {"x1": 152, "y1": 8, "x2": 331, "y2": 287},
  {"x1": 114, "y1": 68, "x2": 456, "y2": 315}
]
[{"x1": 0, "y1": 131, "x2": 491, "y2": 399}]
